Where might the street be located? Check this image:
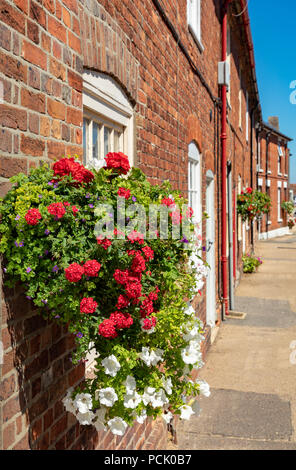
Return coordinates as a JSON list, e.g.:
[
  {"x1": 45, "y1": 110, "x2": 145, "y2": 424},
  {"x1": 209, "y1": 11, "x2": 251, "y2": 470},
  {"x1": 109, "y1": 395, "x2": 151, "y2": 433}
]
[{"x1": 177, "y1": 230, "x2": 296, "y2": 450}]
